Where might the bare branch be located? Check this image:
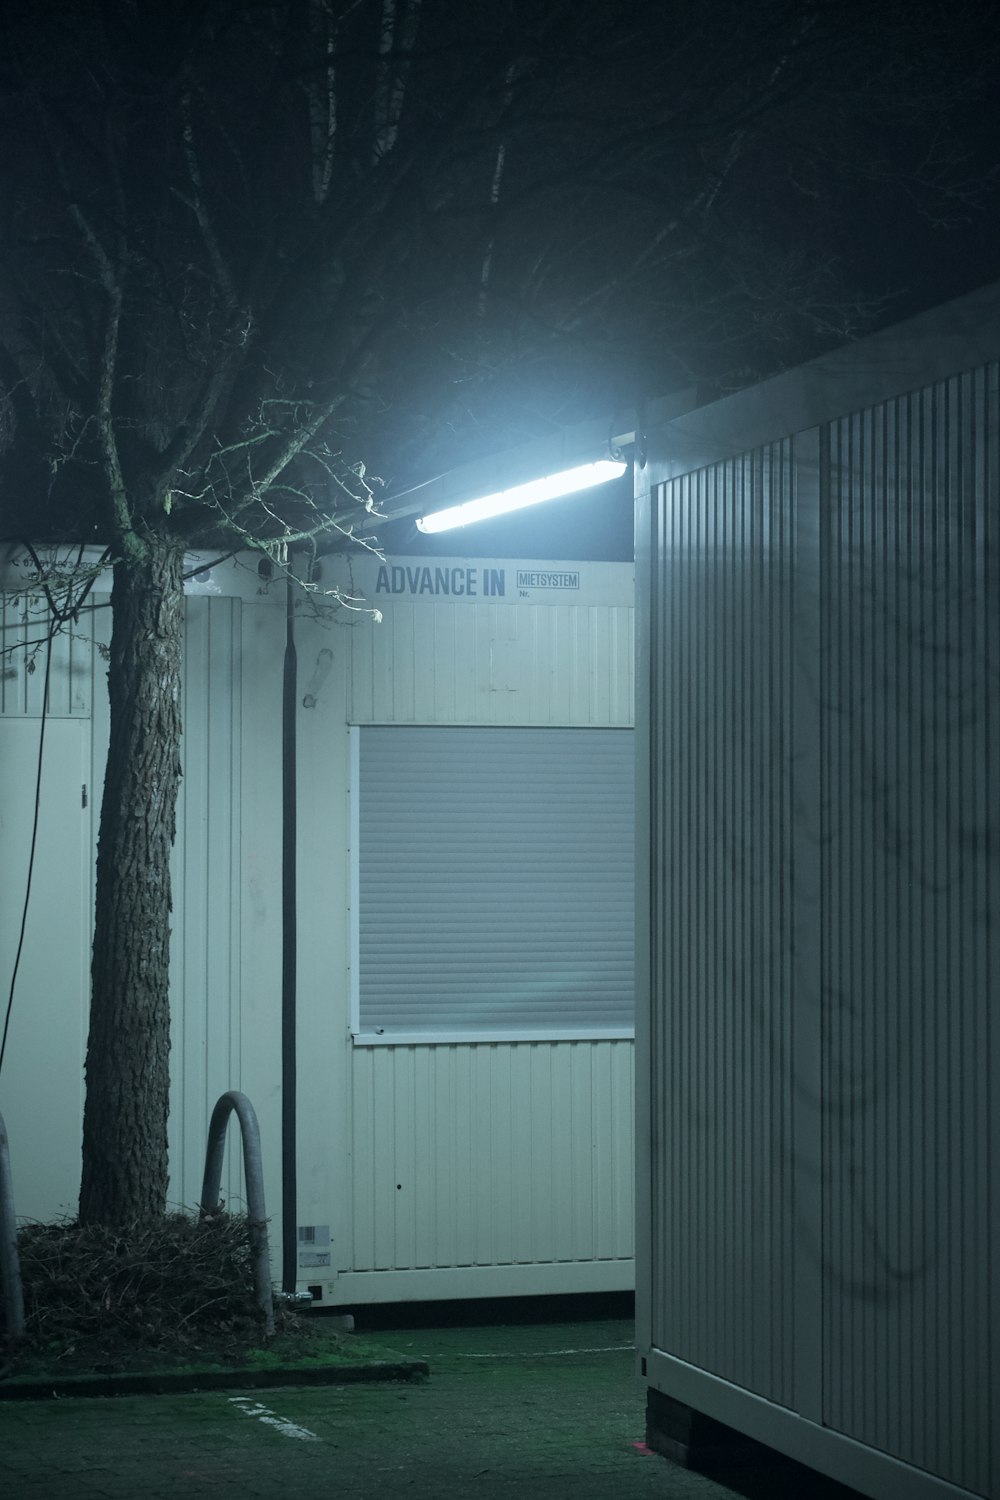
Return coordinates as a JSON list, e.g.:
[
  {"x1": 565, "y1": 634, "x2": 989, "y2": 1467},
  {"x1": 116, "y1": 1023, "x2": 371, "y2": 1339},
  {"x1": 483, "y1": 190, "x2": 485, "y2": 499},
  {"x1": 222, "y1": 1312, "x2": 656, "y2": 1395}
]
[
  {"x1": 178, "y1": 92, "x2": 240, "y2": 314},
  {"x1": 304, "y1": 0, "x2": 343, "y2": 205},
  {"x1": 373, "y1": 0, "x2": 421, "y2": 164},
  {"x1": 63, "y1": 201, "x2": 133, "y2": 539}
]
